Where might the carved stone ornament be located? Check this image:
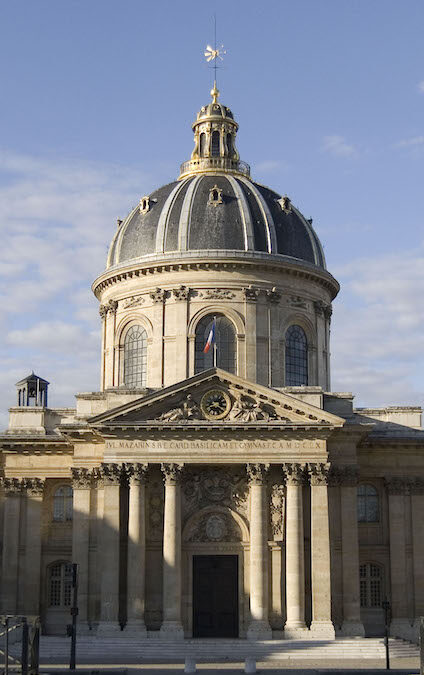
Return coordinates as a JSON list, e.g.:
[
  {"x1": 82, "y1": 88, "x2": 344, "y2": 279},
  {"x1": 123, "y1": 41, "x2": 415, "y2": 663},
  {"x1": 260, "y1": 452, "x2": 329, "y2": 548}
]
[
  {"x1": 99, "y1": 304, "x2": 107, "y2": 319},
  {"x1": 288, "y1": 295, "x2": 308, "y2": 310},
  {"x1": 126, "y1": 462, "x2": 149, "y2": 485},
  {"x1": 385, "y1": 477, "x2": 409, "y2": 495},
  {"x1": 172, "y1": 285, "x2": 191, "y2": 301},
  {"x1": 265, "y1": 287, "x2": 281, "y2": 304},
  {"x1": 208, "y1": 185, "x2": 224, "y2": 207},
  {"x1": 183, "y1": 468, "x2": 247, "y2": 515},
  {"x1": 270, "y1": 484, "x2": 285, "y2": 539},
  {"x1": 229, "y1": 396, "x2": 284, "y2": 422},
  {"x1": 107, "y1": 299, "x2": 118, "y2": 314},
  {"x1": 159, "y1": 394, "x2": 202, "y2": 421},
  {"x1": 243, "y1": 285, "x2": 260, "y2": 301},
  {"x1": 187, "y1": 511, "x2": 242, "y2": 543},
  {"x1": 2, "y1": 477, "x2": 23, "y2": 494},
  {"x1": 202, "y1": 288, "x2": 235, "y2": 300},
  {"x1": 324, "y1": 304, "x2": 333, "y2": 321},
  {"x1": 277, "y1": 195, "x2": 292, "y2": 214},
  {"x1": 308, "y1": 463, "x2": 330, "y2": 486},
  {"x1": 410, "y1": 477, "x2": 424, "y2": 495},
  {"x1": 161, "y1": 463, "x2": 184, "y2": 485},
  {"x1": 148, "y1": 491, "x2": 164, "y2": 541},
  {"x1": 23, "y1": 478, "x2": 45, "y2": 496},
  {"x1": 71, "y1": 468, "x2": 93, "y2": 489},
  {"x1": 150, "y1": 288, "x2": 167, "y2": 303},
  {"x1": 122, "y1": 296, "x2": 145, "y2": 309},
  {"x1": 139, "y1": 196, "x2": 150, "y2": 214},
  {"x1": 100, "y1": 463, "x2": 124, "y2": 486},
  {"x1": 284, "y1": 463, "x2": 307, "y2": 486},
  {"x1": 246, "y1": 463, "x2": 270, "y2": 485}
]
